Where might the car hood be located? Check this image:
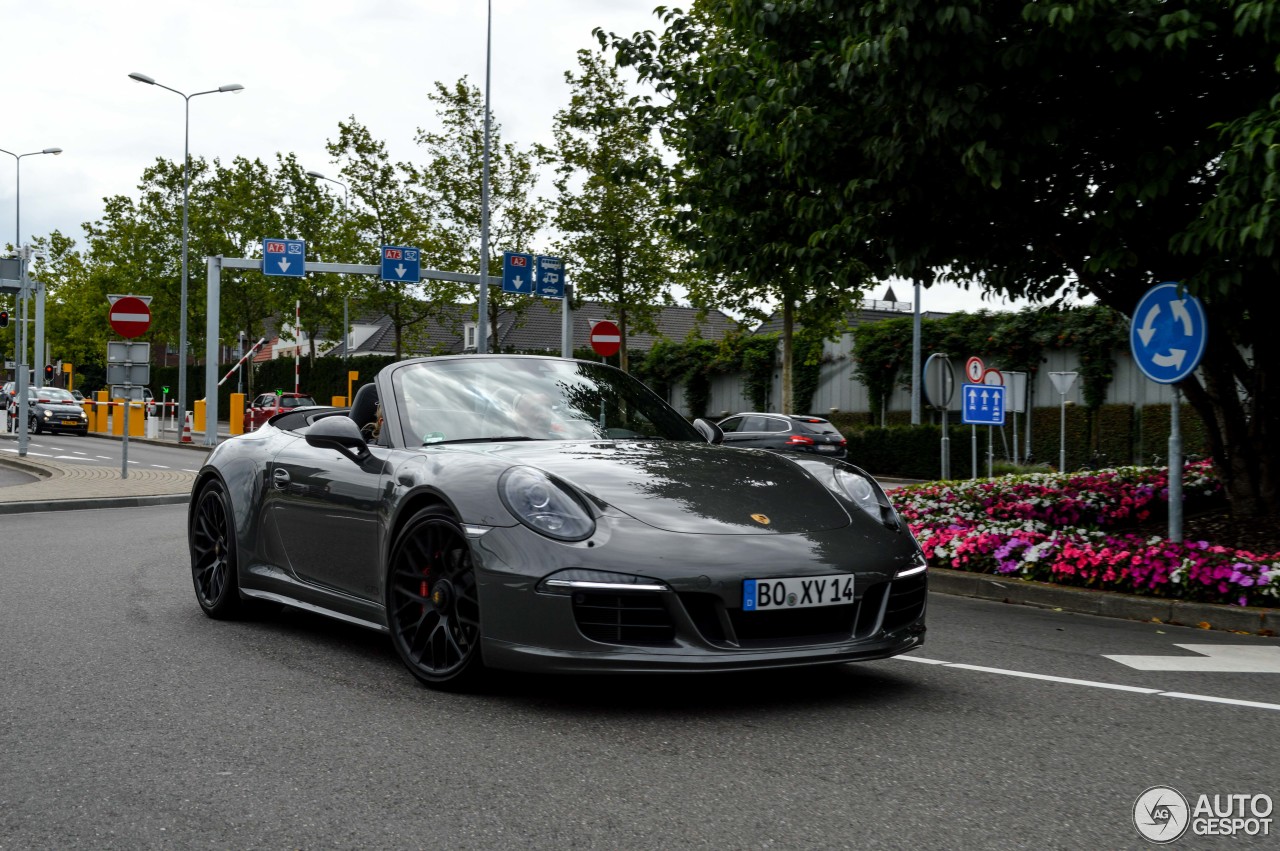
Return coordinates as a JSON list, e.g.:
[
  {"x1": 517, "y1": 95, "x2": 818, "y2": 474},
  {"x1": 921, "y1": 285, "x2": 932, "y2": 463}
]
[
  {"x1": 36, "y1": 402, "x2": 84, "y2": 413},
  {"x1": 443, "y1": 440, "x2": 852, "y2": 535}
]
